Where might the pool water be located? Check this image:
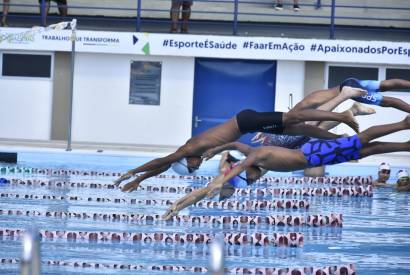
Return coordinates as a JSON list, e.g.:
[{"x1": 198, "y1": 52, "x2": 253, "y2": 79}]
[{"x1": 0, "y1": 151, "x2": 409, "y2": 274}]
